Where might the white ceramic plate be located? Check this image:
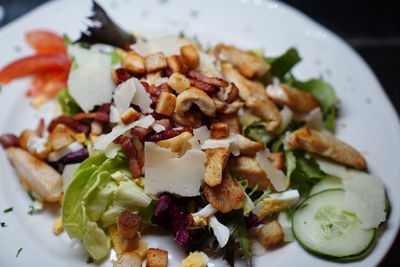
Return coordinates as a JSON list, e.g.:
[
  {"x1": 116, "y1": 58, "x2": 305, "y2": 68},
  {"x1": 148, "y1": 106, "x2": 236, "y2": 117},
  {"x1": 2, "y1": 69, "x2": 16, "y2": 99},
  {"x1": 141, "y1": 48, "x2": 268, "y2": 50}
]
[{"x1": 0, "y1": 0, "x2": 399, "y2": 266}]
